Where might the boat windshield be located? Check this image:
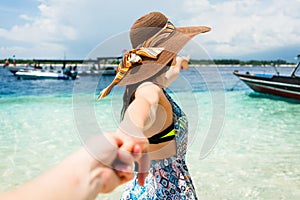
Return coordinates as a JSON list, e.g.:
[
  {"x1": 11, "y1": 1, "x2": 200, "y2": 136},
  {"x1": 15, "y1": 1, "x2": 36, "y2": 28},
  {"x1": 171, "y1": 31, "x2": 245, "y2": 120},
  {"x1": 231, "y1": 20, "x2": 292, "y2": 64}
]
[{"x1": 291, "y1": 61, "x2": 300, "y2": 77}]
